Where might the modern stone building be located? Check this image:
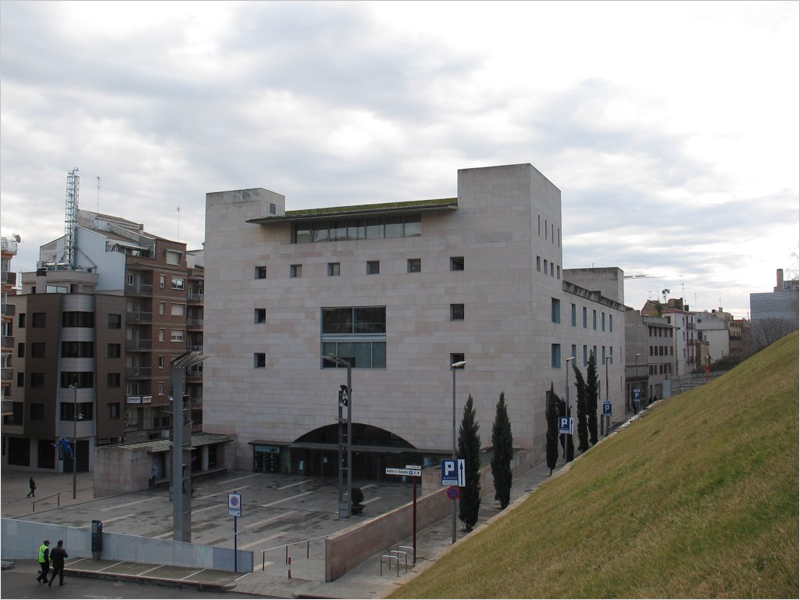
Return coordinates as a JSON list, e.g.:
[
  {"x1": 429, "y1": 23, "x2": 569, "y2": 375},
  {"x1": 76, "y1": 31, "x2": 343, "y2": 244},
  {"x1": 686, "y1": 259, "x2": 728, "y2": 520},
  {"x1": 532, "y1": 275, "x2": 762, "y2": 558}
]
[
  {"x1": 203, "y1": 163, "x2": 626, "y2": 477},
  {"x1": 750, "y1": 268, "x2": 799, "y2": 349}
]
